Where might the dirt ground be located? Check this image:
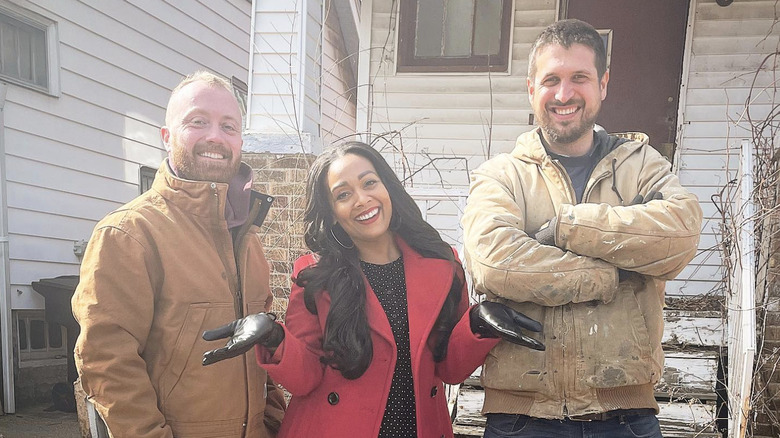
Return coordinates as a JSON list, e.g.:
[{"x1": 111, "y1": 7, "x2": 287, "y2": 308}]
[{"x1": 0, "y1": 403, "x2": 80, "y2": 438}]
